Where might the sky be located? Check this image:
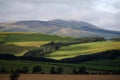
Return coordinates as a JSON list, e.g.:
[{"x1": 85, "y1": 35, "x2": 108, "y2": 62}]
[{"x1": 0, "y1": 0, "x2": 120, "y2": 31}]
